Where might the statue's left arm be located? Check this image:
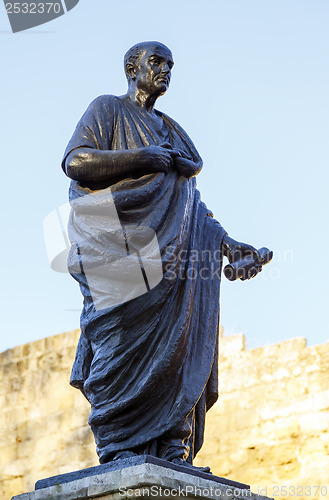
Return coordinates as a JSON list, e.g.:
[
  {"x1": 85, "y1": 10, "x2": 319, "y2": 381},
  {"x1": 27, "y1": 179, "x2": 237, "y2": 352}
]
[{"x1": 161, "y1": 112, "x2": 262, "y2": 278}]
